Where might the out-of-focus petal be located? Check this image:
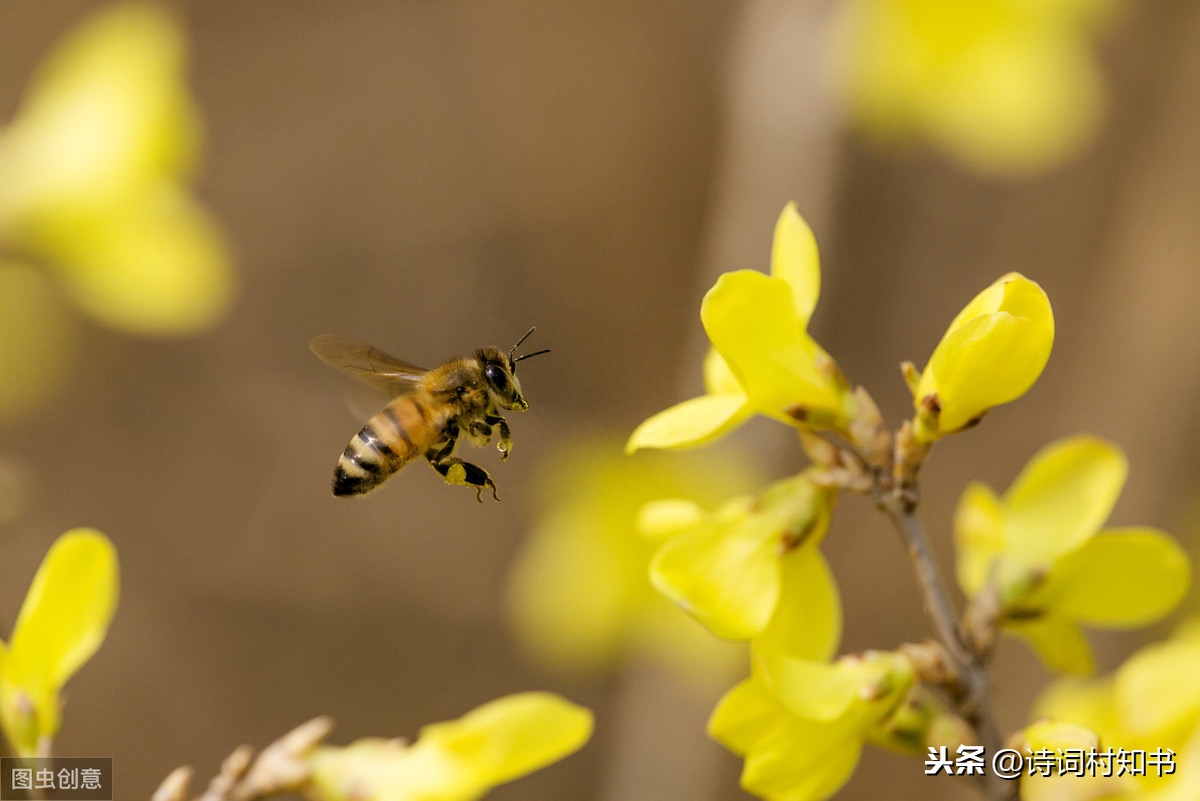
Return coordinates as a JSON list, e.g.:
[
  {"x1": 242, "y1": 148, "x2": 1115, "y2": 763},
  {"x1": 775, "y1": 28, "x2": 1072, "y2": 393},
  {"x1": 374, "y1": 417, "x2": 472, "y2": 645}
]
[
  {"x1": 1, "y1": 529, "x2": 118, "y2": 755},
  {"x1": 703, "y1": 347, "x2": 742, "y2": 396},
  {"x1": 308, "y1": 693, "x2": 592, "y2": 801},
  {"x1": 50, "y1": 186, "x2": 233, "y2": 334},
  {"x1": 953, "y1": 482, "x2": 1005, "y2": 596},
  {"x1": 9, "y1": 529, "x2": 118, "y2": 692},
  {"x1": 415, "y1": 692, "x2": 593, "y2": 788},
  {"x1": 0, "y1": 2, "x2": 197, "y2": 225},
  {"x1": 1114, "y1": 638, "x2": 1200, "y2": 739},
  {"x1": 636, "y1": 499, "x2": 707, "y2": 540}
]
